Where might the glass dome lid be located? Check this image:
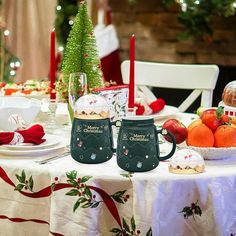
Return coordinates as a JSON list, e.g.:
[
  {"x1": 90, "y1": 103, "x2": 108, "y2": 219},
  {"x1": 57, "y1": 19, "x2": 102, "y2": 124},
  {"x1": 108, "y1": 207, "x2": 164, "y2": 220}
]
[{"x1": 74, "y1": 94, "x2": 110, "y2": 119}]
